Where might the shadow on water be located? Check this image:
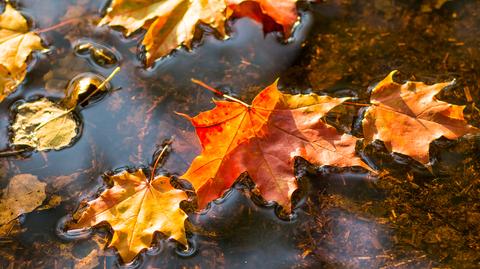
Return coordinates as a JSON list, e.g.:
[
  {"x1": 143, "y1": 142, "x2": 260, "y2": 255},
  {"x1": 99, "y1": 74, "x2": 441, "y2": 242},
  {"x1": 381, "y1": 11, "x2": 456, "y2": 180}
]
[{"x1": 1, "y1": 0, "x2": 480, "y2": 268}]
